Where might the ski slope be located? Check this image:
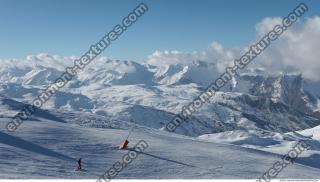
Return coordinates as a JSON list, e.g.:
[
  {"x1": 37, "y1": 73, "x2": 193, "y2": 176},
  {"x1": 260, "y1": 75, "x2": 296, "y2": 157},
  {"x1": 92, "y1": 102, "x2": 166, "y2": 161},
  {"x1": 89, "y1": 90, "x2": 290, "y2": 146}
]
[{"x1": 0, "y1": 114, "x2": 319, "y2": 179}]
